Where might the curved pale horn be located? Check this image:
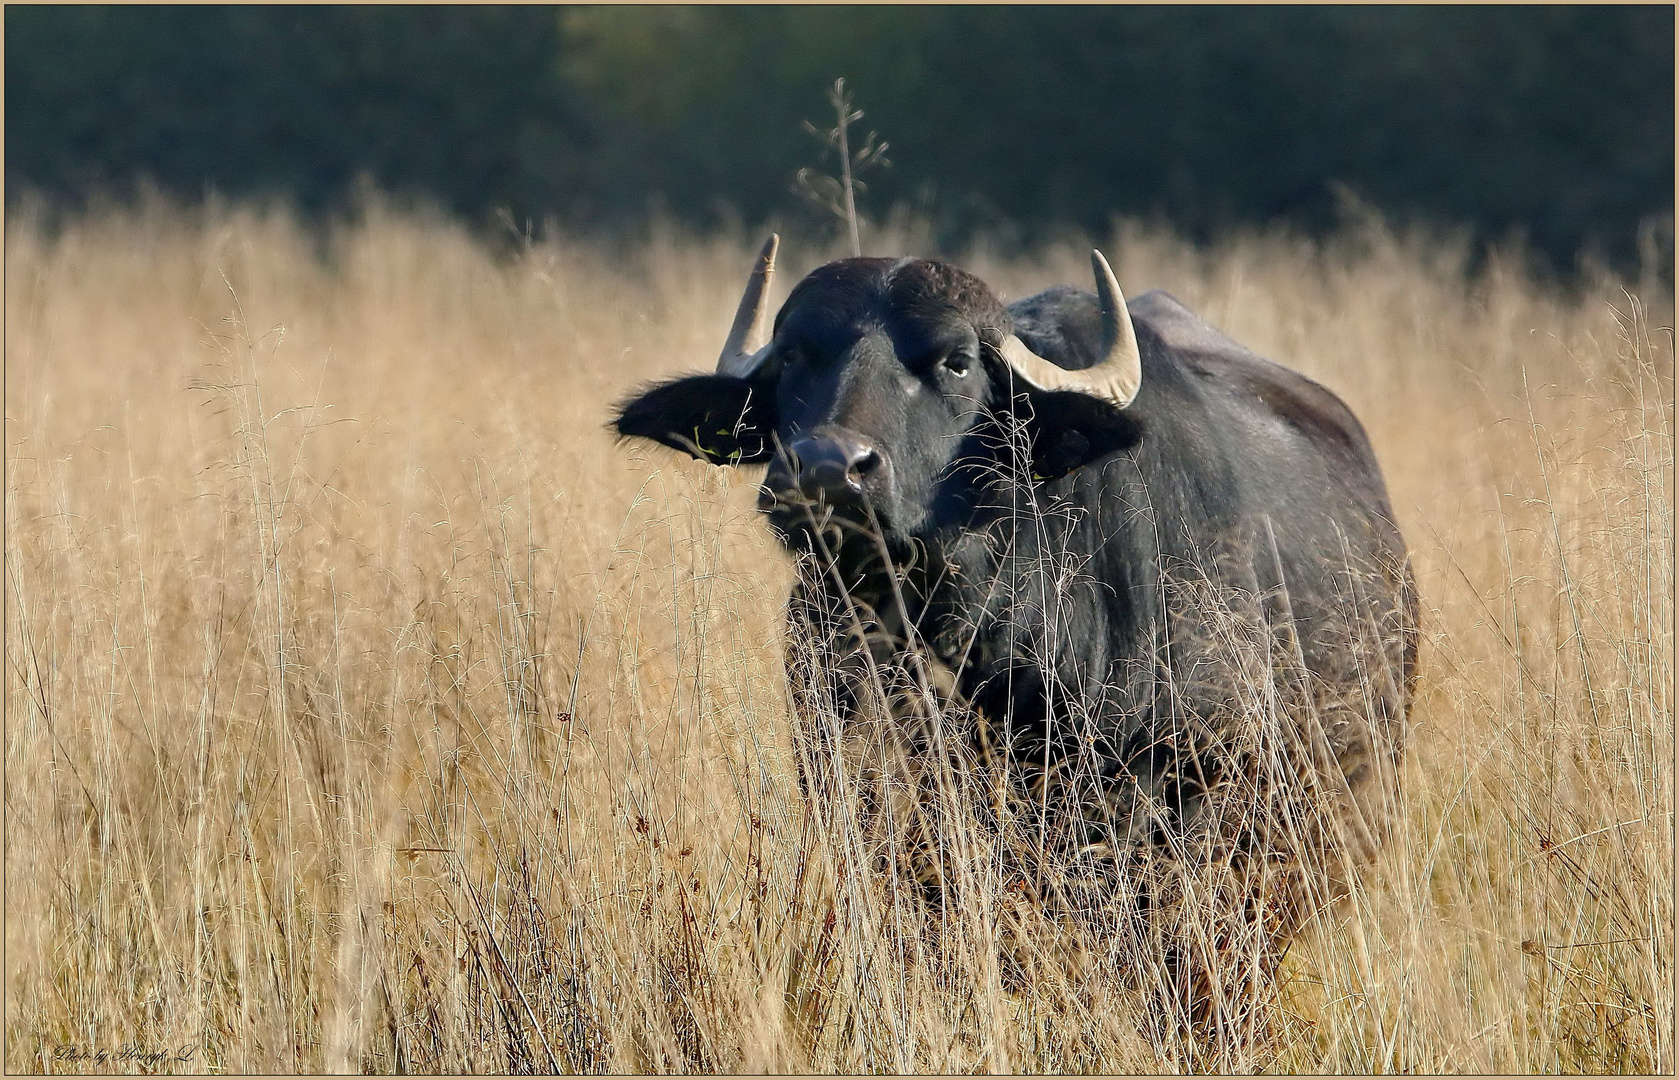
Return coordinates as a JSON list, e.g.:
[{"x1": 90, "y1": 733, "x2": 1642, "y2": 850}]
[
  {"x1": 998, "y1": 249, "x2": 1142, "y2": 408},
  {"x1": 717, "y1": 234, "x2": 780, "y2": 377}
]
